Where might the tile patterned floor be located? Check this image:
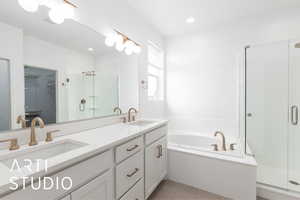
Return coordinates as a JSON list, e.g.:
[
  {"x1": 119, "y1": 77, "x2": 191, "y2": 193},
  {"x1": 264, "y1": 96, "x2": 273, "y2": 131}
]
[{"x1": 148, "y1": 180, "x2": 231, "y2": 200}]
